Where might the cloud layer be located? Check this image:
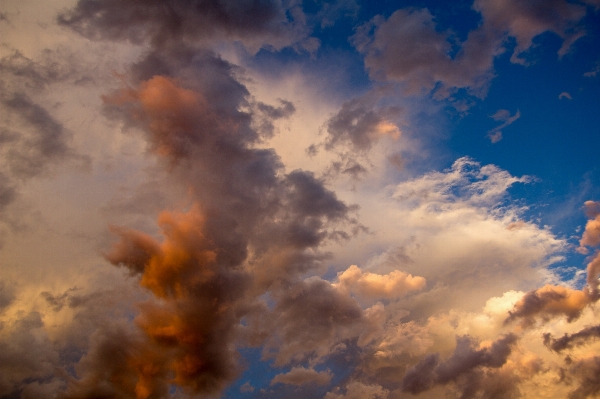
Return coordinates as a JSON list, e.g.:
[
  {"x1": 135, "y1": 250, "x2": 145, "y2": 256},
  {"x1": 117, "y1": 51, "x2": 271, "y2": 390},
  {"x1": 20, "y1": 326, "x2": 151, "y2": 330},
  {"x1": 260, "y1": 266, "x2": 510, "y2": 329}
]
[{"x1": 0, "y1": 0, "x2": 599, "y2": 398}]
